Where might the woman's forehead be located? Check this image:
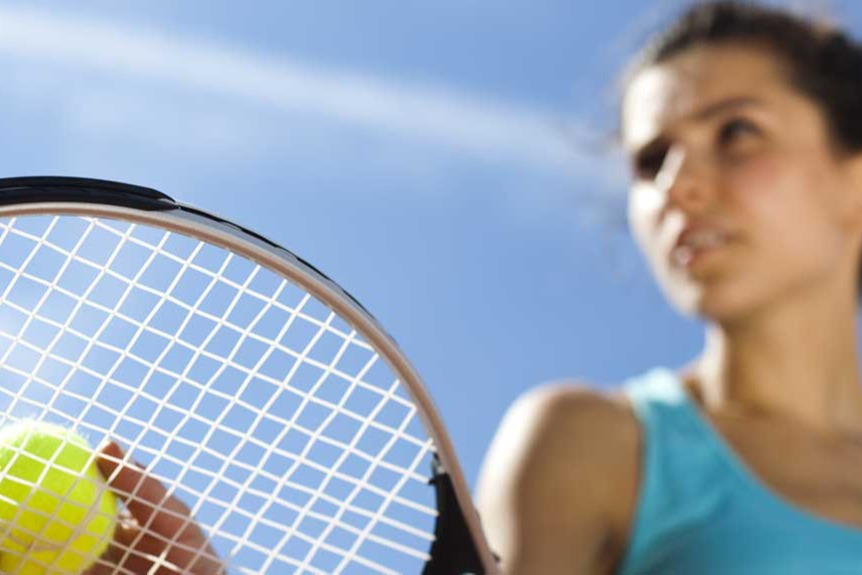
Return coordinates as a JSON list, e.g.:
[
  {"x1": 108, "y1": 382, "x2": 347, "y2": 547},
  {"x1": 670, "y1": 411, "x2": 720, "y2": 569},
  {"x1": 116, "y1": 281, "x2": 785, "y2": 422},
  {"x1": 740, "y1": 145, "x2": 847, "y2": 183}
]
[{"x1": 622, "y1": 44, "x2": 787, "y2": 149}]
